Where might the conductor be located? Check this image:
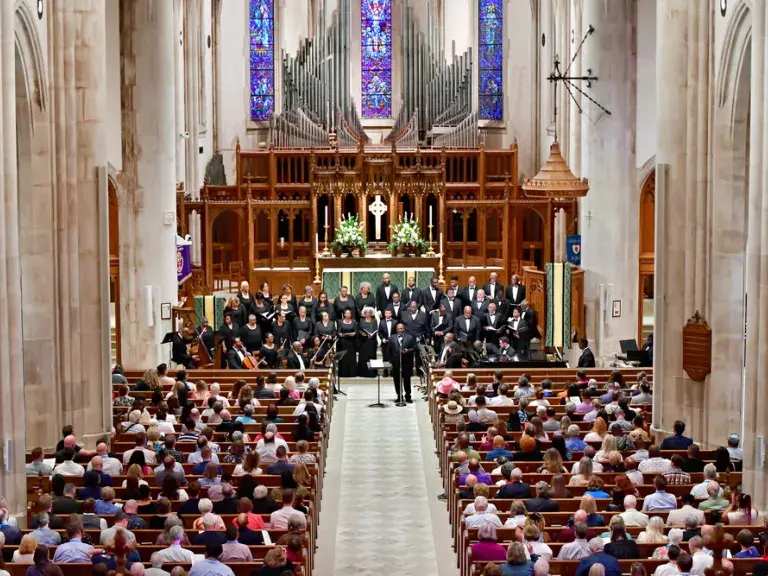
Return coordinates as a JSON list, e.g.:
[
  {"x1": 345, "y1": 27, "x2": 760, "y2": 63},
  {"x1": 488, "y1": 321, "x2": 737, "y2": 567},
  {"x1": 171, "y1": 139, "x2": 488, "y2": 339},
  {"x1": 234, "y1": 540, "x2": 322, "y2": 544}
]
[{"x1": 388, "y1": 323, "x2": 414, "y2": 404}]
